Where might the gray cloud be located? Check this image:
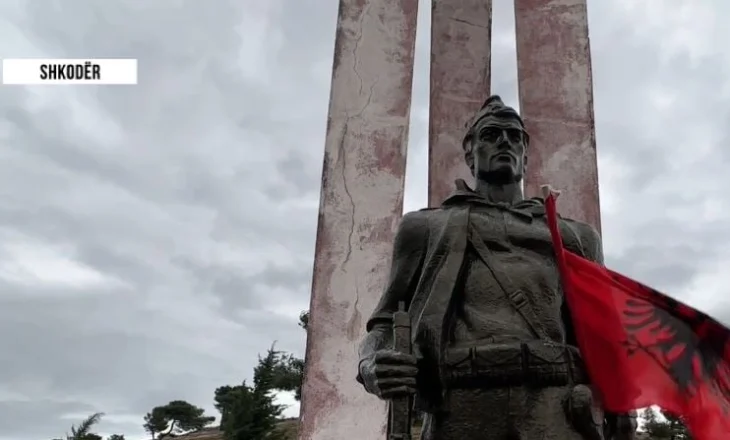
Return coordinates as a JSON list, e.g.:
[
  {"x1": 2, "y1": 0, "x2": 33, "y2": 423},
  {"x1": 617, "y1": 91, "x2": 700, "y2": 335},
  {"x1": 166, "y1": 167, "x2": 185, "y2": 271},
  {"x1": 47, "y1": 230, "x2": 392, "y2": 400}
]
[{"x1": 1, "y1": 0, "x2": 730, "y2": 439}]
